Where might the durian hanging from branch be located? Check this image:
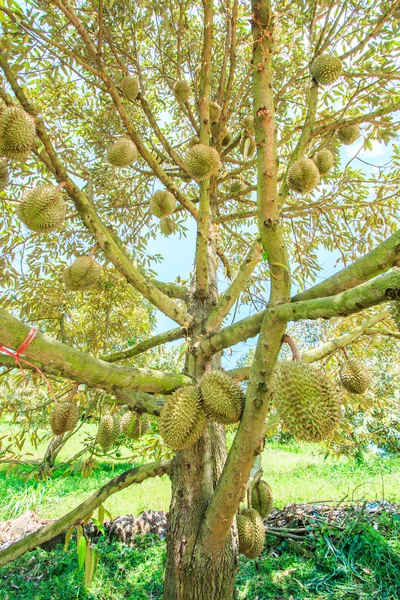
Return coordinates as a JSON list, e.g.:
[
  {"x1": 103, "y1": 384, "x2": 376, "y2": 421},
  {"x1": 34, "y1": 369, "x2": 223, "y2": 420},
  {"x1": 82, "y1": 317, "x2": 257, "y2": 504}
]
[
  {"x1": 150, "y1": 190, "x2": 176, "y2": 217},
  {"x1": 337, "y1": 124, "x2": 361, "y2": 145},
  {"x1": 199, "y1": 370, "x2": 244, "y2": 424},
  {"x1": 339, "y1": 350, "x2": 372, "y2": 395},
  {"x1": 287, "y1": 158, "x2": 320, "y2": 194},
  {"x1": 50, "y1": 400, "x2": 80, "y2": 436},
  {"x1": 237, "y1": 508, "x2": 265, "y2": 559},
  {"x1": 313, "y1": 149, "x2": 334, "y2": 177},
  {"x1": 0, "y1": 105, "x2": 36, "y2": 161},
  {"x1": 107, "y1": 137, "x2": 138, "y2": 167},
  {"x1": 17, "y1": 184, "x2": 67, "y2": 232},
  {"x1": 121, "y1": 76, "x2": 140, "y2": 101},
  {"x1": 251, "y1": 479, "x2": 273, "y2": 519},
  {"x1": 272, "y1": 335, "x2": 341, "y2": 442},
  {"x1": 173, "y1": 80, "x2": 191, "y2": 104},
  {"x1": 159, "y1": 385, "x2": 207, "y2": 450},
  {"x1": 185, "y1": 144, "x2": 220, "y2": 181},
  {"x1": 63, "y1": 255, "x2": 103, "y2": 291},
  {"x1": 160, "y1": 216, "x2": 177, "y2": 236},
  {"x1": 97, "y1": 414, "x2": 121, "y2": 451},
  {"x1": 121, "y1": 411, "x2": 150, "y2": 440},
  {"x1": 311, "y1": 54, "x2": 342, "y2": 85}
]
